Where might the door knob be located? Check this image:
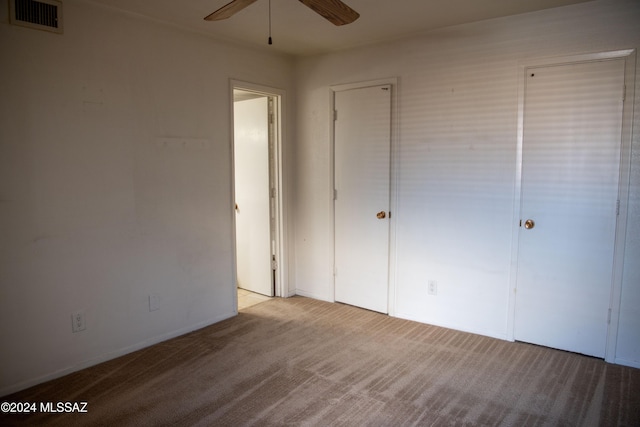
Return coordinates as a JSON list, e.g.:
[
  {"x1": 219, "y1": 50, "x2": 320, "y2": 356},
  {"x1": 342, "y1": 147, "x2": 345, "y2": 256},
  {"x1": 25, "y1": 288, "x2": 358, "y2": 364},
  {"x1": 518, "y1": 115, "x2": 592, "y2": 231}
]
[
  {"x1": 376, "y1": 211, "x2": 386, "y2": 219},
  {"x1": 524, "y1": 219, "x2": 535, "y2": 229}
]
